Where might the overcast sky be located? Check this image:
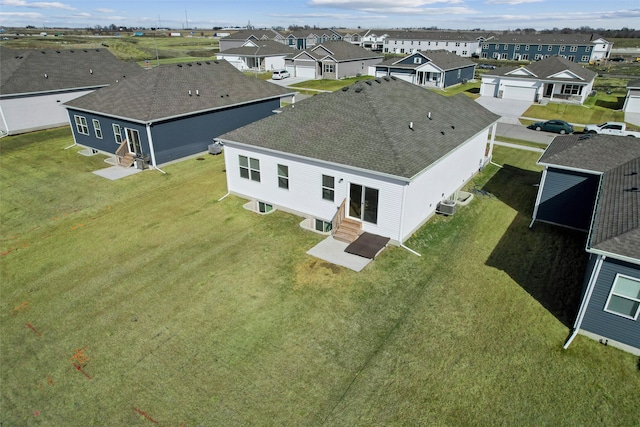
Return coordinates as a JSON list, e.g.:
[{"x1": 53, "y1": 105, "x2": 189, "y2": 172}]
[{"x1": 0, "y1": 0, "x2": 638, "y2": 31}]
